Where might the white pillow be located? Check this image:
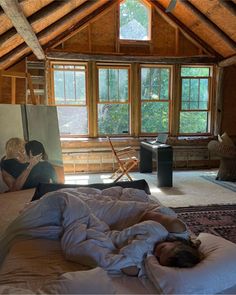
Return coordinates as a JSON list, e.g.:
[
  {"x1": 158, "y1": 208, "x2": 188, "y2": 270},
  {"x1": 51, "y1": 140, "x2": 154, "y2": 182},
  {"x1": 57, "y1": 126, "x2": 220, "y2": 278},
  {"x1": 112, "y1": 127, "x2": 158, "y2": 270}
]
[{"x1": 145, "y1": 233, "x2": 236, "y2": 294}]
